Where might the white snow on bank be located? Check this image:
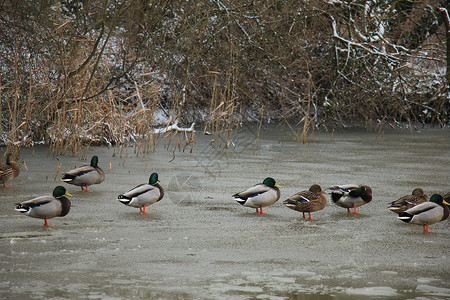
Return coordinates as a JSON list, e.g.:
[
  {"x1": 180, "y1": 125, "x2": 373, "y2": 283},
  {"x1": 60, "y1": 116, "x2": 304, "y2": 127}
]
[{"x1": 153, "y1": 120, "x2": 195, "y2": 134}]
